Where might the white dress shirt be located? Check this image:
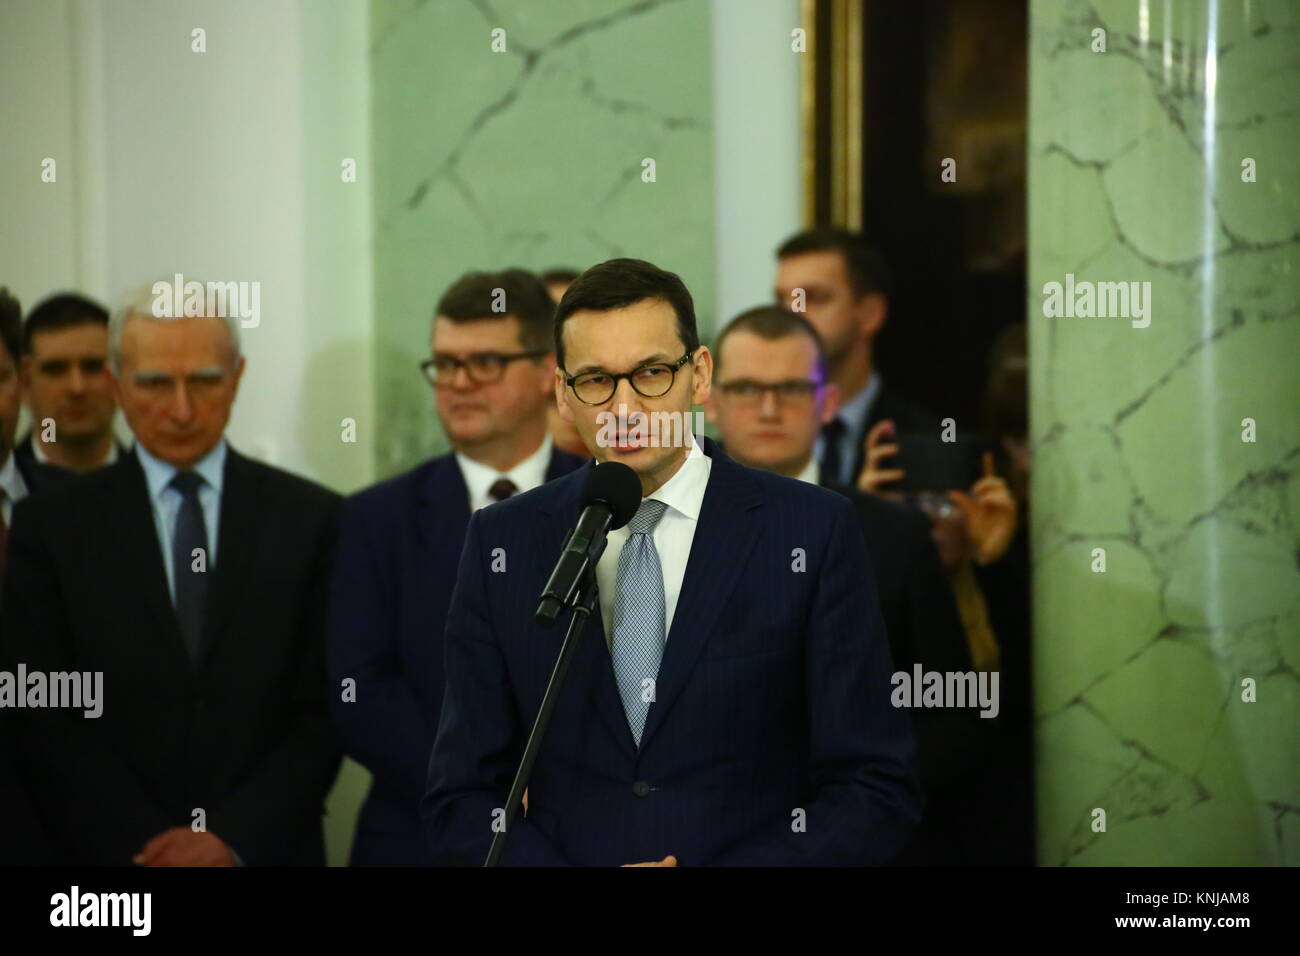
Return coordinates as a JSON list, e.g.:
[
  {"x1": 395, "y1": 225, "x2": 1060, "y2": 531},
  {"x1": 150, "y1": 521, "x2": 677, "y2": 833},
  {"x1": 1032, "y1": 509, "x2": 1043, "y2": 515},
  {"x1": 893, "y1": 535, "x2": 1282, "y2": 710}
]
[
  {"x1": 0, "y1": 452, "x2": 29, "y2": 525},
  {"x1": 596, "y1": 433, "x2": 713, "y2": 646},
  {"x1": 456, "y1": 433, "x2": 554, "y2": 512},
  {"x1": 794, "y1": 456, "x2": 821, "y2": 486}
]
